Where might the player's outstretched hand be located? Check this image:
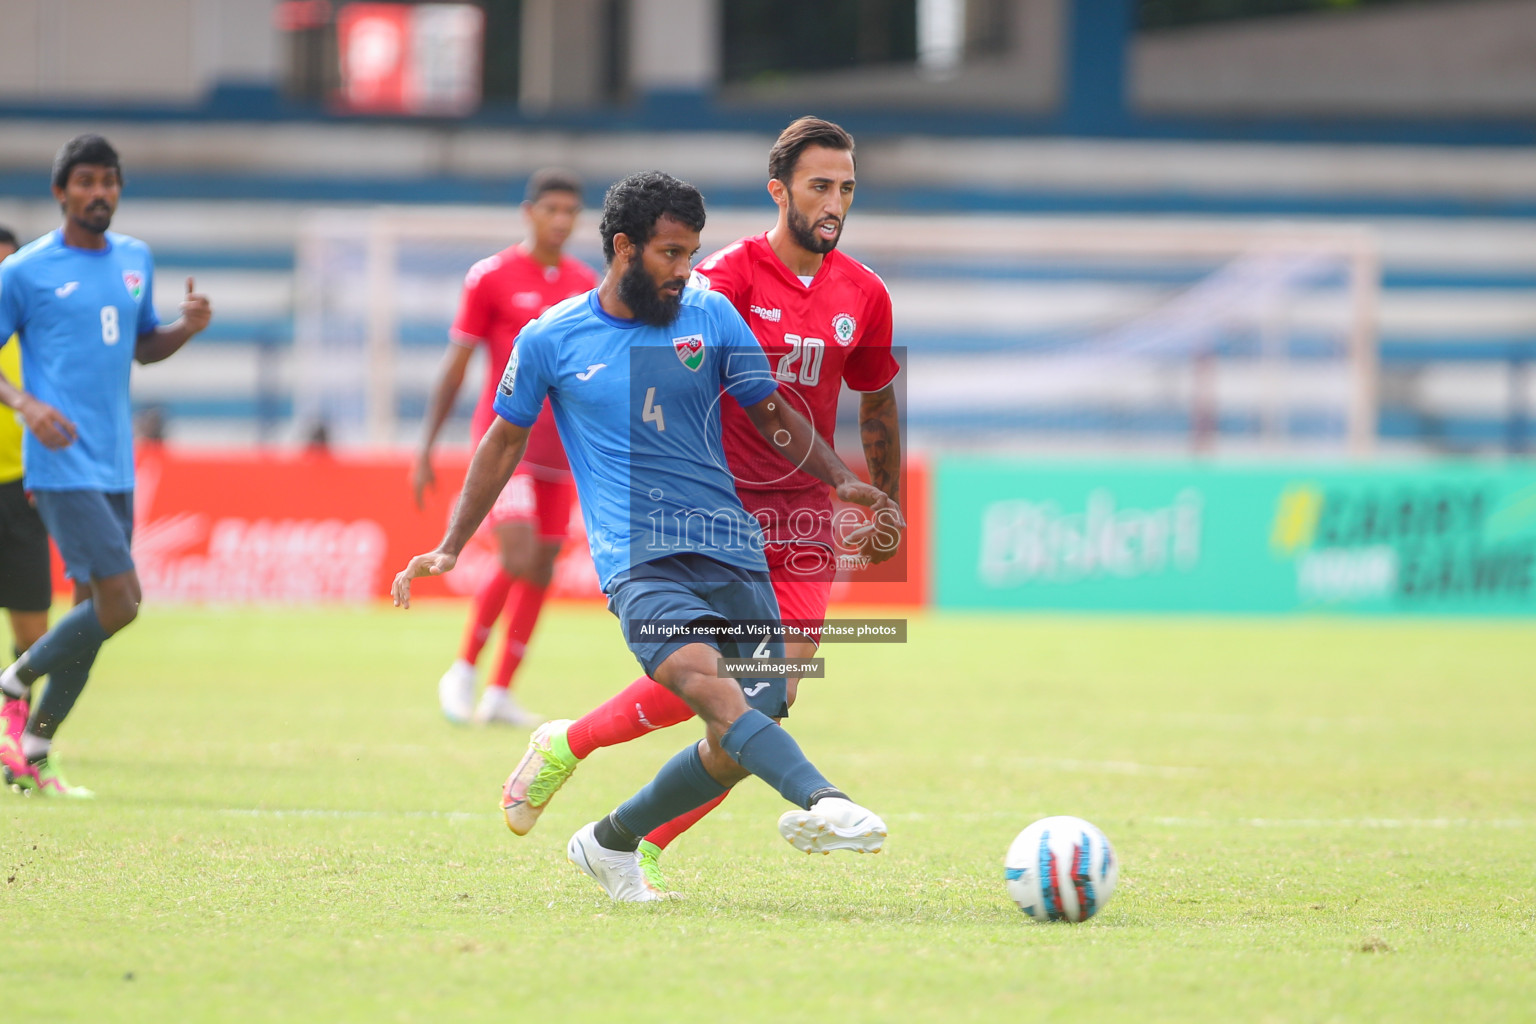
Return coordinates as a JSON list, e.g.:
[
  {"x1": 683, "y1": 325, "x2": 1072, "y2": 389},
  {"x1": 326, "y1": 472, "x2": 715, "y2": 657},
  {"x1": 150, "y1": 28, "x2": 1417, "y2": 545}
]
[
  {"x1": 409, "y1": 454, "x2": 435, "y2": 510},
  {"x1": 843, "y1": 508, "x2": 906, "y2": 565},
  {"x1": 854, "y1": 515, "x2": 904, "y2": 564},
  {"x1": 181, "y1": 277, "x2": 213, "y2": 335},
  {"x1": 835, "y1": 480, "x2": 902, "y2": 521},
  {"x1": 835, "y1": 481, "x2": 905, "y2": 565},
  {"x1": 18, "y1": 395, "x2": 77, "y2": 450},
  {"x1": 392, "y1": 550, "x2": 456, "y2": 608}
]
